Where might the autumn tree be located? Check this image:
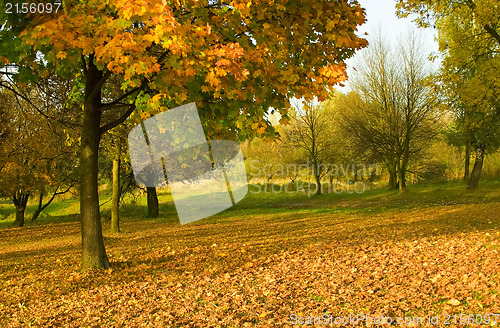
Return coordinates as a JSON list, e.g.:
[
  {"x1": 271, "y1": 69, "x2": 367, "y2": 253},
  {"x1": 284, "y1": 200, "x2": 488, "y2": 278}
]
[
  {"x1": 1, "y1": 0, "x2": 367, "y2": 269},
  {"x1": 0, "y1": 87, "x2": 67, "y2": 226},
  {"x1": 397, "y1": 0, "x2": 500, "y2": 189},
  {"x1": 322, "y1": 92, "x2": 369, "y2": 185},
  {"x1": 0, "y1": 71, "x2": 79, "y2": 224},
  {"x1": 338, "y1": 31, "x2": 439, "y2": 192},
  {"x1": 99, "y1": 77, "x2": 137, "y2": 231},
  {"x1": 439, "y1": 8, "x2": 500, "y2": 190},
  {"x1": 0, "y1": 90, "x2": 13, "y2": 173},
  {"x1": 0, "y1": 92, "x2": 26, "y2": 227},
  {"x1": 396, "y1": 0, "x2": 500, "y2": 45},
  {"x1": 444, "y1": 121, "x2": 470, "y2": 181},
  {"x1": 0, "y1": 90, "x2": 33, "y2": 227},
  {"x1": 275, "y1": 125, "x2": 305, "y2": 187},
  {"x1": 283, "y1": 101, "x2": 334, "y2": 195},
  {"x1": 102, "y1": 129, "x2": 140, "y2": 229},
  {"x1": 101, "y1": 128, "x2": 127, "y2": 233}
]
